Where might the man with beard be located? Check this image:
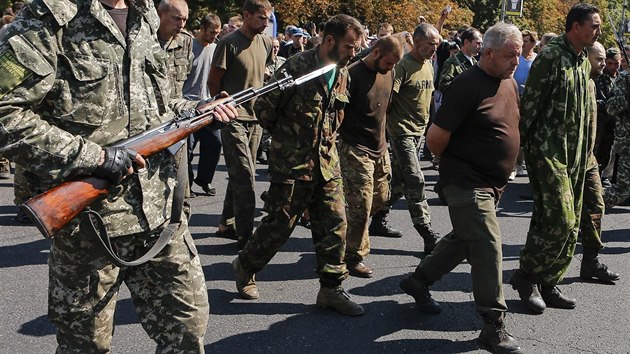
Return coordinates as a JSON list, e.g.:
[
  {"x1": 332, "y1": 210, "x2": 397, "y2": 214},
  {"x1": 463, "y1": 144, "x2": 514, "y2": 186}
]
[
  {"x1": 511, "y1": 3, "x2": 601, "y2": 313},
  {"x1": 339, "y1": 36, "x2": 404, "y2": 278},
  {"x1": 209, "y1": 0, "x2": 272, "y2": 247},
  {"x1": 232, "y1": 14, "x2": 365, "y2": 316},
  {"x1": 372, "y1": 23, "x2": 442, "y2": 254}
]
